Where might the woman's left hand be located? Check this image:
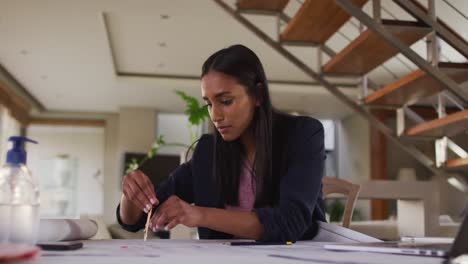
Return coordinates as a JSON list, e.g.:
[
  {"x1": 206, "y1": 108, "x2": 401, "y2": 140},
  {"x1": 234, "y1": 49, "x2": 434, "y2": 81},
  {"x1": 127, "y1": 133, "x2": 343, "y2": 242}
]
[{"x1": 150, "y1": 195, "x2": 203, "y2": 231}]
